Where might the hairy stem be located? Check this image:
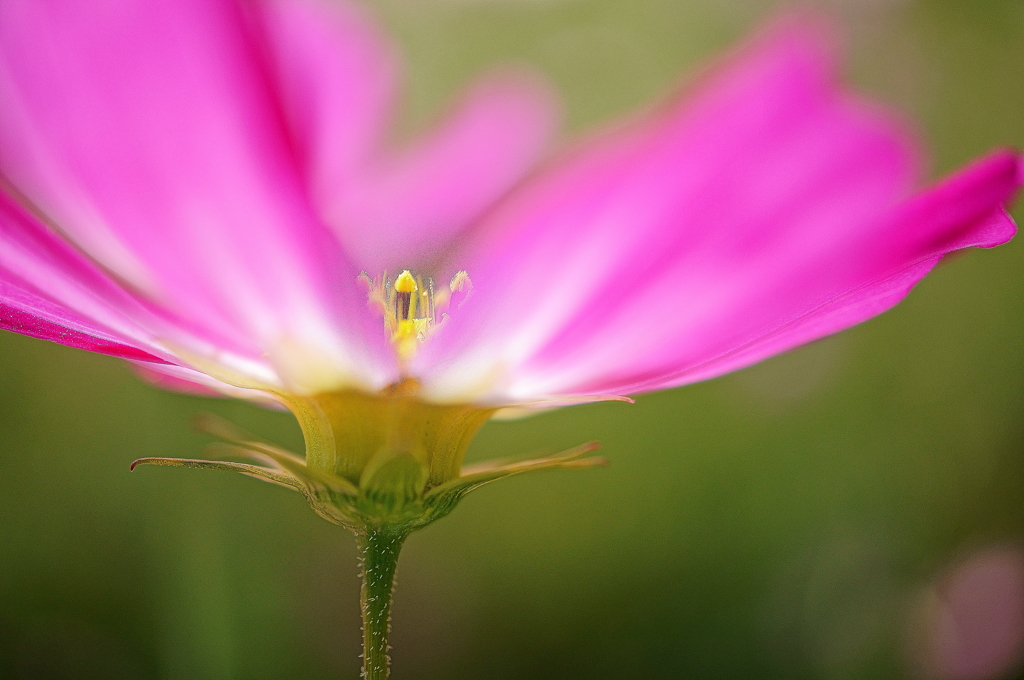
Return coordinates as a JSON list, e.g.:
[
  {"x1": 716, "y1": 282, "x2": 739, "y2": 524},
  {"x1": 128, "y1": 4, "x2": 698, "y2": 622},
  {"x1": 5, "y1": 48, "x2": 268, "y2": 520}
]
[{"x1": 356, "y1": 528, "x2": 407, "y2": 679}]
